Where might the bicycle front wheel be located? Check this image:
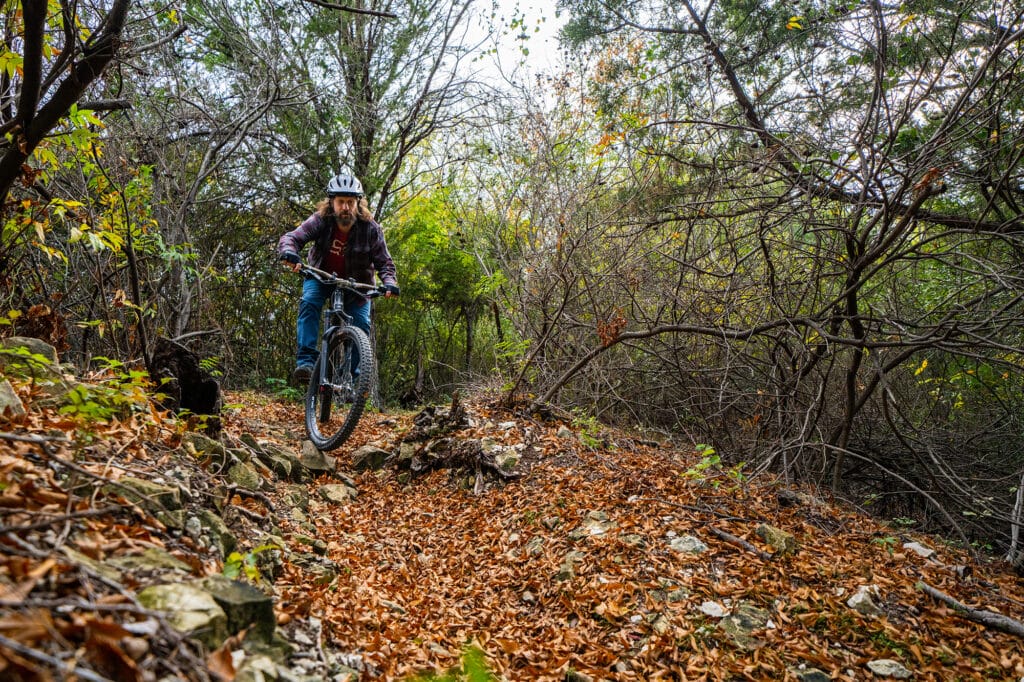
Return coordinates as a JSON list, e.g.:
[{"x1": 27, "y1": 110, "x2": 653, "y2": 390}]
[{"x1": 304, "y1": 326, "x2": 374, "y2": 451}]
